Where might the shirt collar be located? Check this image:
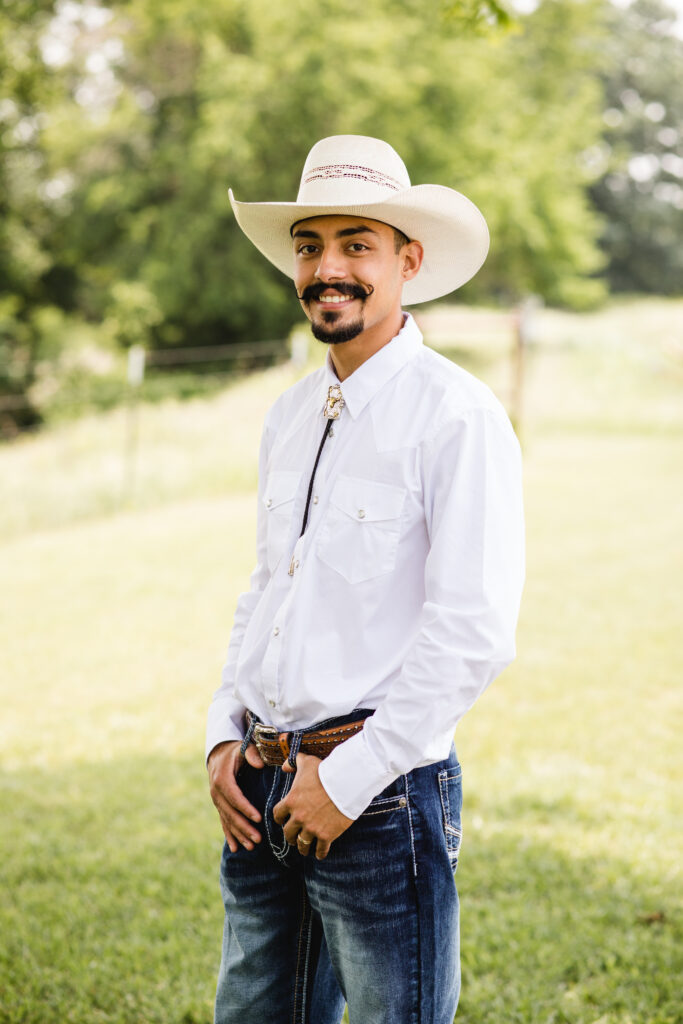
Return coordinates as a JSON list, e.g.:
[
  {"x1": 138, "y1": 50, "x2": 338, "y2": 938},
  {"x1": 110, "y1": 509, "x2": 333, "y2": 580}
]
[{"x1": 318, "y1": 313, "x2": 423, "y2": 420}]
